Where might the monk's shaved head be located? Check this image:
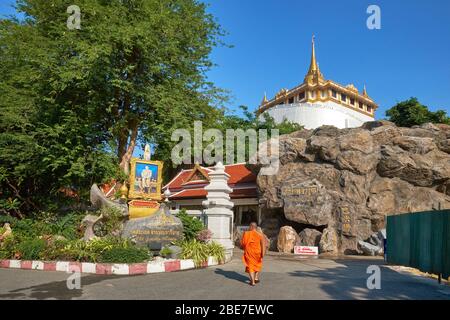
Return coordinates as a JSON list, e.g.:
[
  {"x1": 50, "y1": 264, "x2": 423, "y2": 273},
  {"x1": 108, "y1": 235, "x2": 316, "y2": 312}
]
[{"x1": 249, "y1": 222, "x2": 257, "y2": 230}]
